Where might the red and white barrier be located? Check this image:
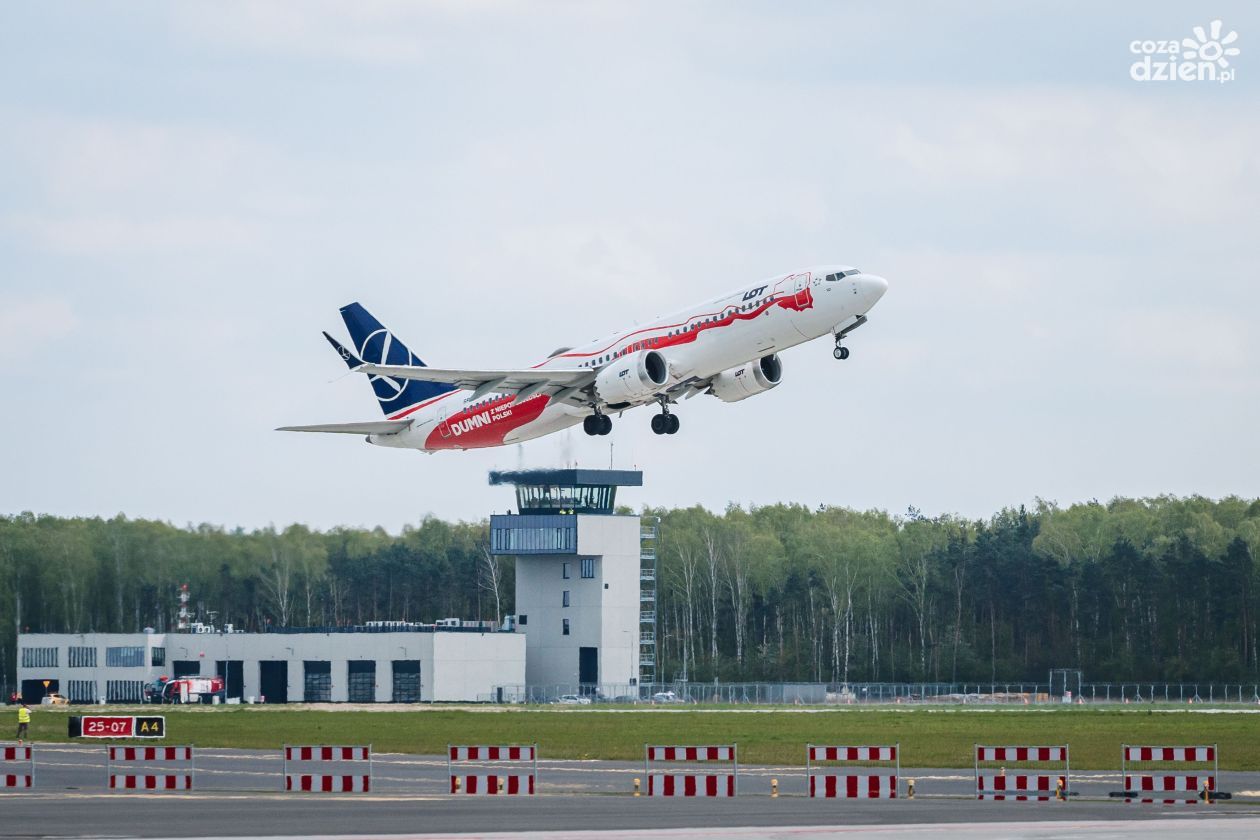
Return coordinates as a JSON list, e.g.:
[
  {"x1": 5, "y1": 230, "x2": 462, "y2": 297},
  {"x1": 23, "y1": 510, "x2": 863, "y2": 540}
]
[
  {"x1": 1125, "y1": 746, "x2": 1214, "y2": 762},
  {"x1": 448, "y1": 744, "x2": 537, "y2": 795},
  {"x1": 286, "y1": 774, "x2": 371, "y2": 792},
  {"x1": 975, "y1": 744, "x2": 1069, "y2": 801},
  {"x1": 648, "y1": 774, "x2": 735, "y2": 797},
  {"x1": 2, "y1": 745, "x2": 33, "y2": 789},
  {"x1": 977, "y1": 774, "x2": 1063, "y2": 801},
  {"x1": 810, "y1": 775, "x2": 897, "y2": 798},
  {"x1": 645, "y1": 744, "x2": 738, "y2": 797},
  {"x1": 283, "y1": 744, "x2": 371, "y2": 794},
  {"x1": 286, "y1": 746, "x2": 371, "y2": 762},
  {"x1": 107, "y1": 744, "x2": 193, "y2": 791},
  {"x1": 807, "y1": 743, "x2": 899, "y2": 799},
  {"x1": 977, "y1": 747, "x2": 1066, "y2": 762},
  {"x1": 647, "y1": 746, "x2": 734, "y2": 761},
  {"x1": 1118, "y1": 744, "x2": 1218, "y2": 804}
]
